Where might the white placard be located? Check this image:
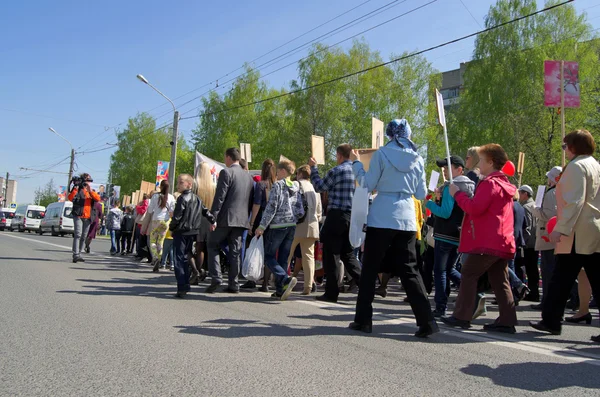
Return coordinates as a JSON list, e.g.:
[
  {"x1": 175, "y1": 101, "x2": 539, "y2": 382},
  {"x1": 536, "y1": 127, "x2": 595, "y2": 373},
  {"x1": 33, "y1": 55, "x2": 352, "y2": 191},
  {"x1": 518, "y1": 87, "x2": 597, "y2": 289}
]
[
  {"x1": 535, "y1": 185, "x2": 546, "y2": 208},
  {"x1": 435, "y1": 89, "x2": 446, "y2": 128},
  {"x1": 428, "y1": 170, "x2": 440, "y2": 192}
]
